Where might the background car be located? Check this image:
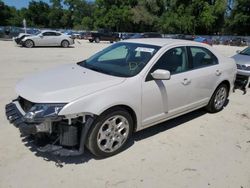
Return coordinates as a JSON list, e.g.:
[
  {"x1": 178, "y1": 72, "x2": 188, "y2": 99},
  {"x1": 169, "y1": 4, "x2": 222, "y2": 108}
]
[
  {"x1": 173, "y1": 34, "x2": 195, "y2": 41},
  {"x1": 120, "y1": 33, "x2": 135, "y2": 40},
  {"x1": 21, "y1": 30, "x2": 74, "y2": 48},
  {"x1": 85, "y1": 29, "x2": 119, "y2": 43},
  {"x1": 232, "y1": 46, "x2": 250, "y2": 77},
  {"x1": 194, "y1": 36, "x2": 213, "y2": 46},
  {"x1": 232, "y1": 46, "x2": 250, "y2": 93},
  {"x1": 130, "y1": 32, "x2": 162, "y2": 39},
  {"x1": 229, "y1": 37, "x2": 247, "y2": 46}
]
